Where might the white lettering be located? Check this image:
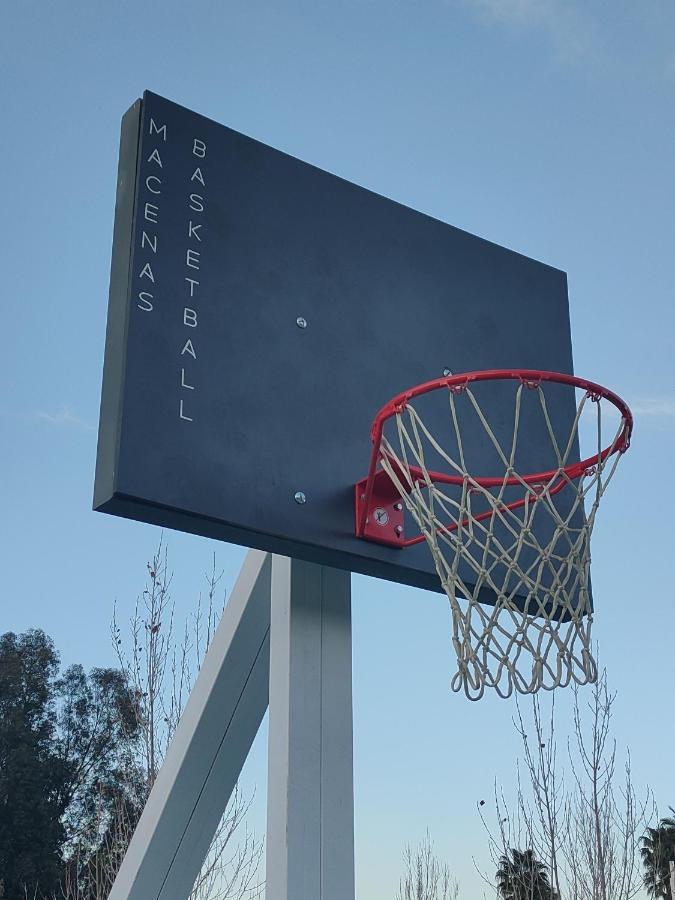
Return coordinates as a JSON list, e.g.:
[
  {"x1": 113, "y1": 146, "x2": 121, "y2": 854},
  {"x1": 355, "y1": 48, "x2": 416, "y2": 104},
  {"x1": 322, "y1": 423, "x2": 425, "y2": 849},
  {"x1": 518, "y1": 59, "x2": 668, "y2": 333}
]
[
  {"x1": 146, "y1": 175, "x2": 161, "y2": 195},
  {"x1": 139, "y1": 262, "x2": 155, "y2": 282},
  {"x1": 149, "y1": 118, "x2": 167, "y2": 141},
  {"x1": 147, "y1": 148, "x2": 163, "y2": 167},
  {"x1": 144, "y1": 202, "x2": 159, "y2": 223},
  {"x1": 191, "y1": 166, "x2": 205, "y2": 186},
  {"x1": 185, "y1": 277, "x2": 199, "y2": 296},
  {"x1": 141, "y1": 231, "x2": 157, "y2": 253},
  {"x1": 181, "y1": 339, "x2": 197, "y2": 359},
  {"x1": 137, "y1": 291, "x2": 154, "y2": 311},
  {"x1": 178, "y1": 148, "x2": 206, "y2": 424},
  {"x1": 179, "y1": 399, "x2": 193, "y2": 422}
]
